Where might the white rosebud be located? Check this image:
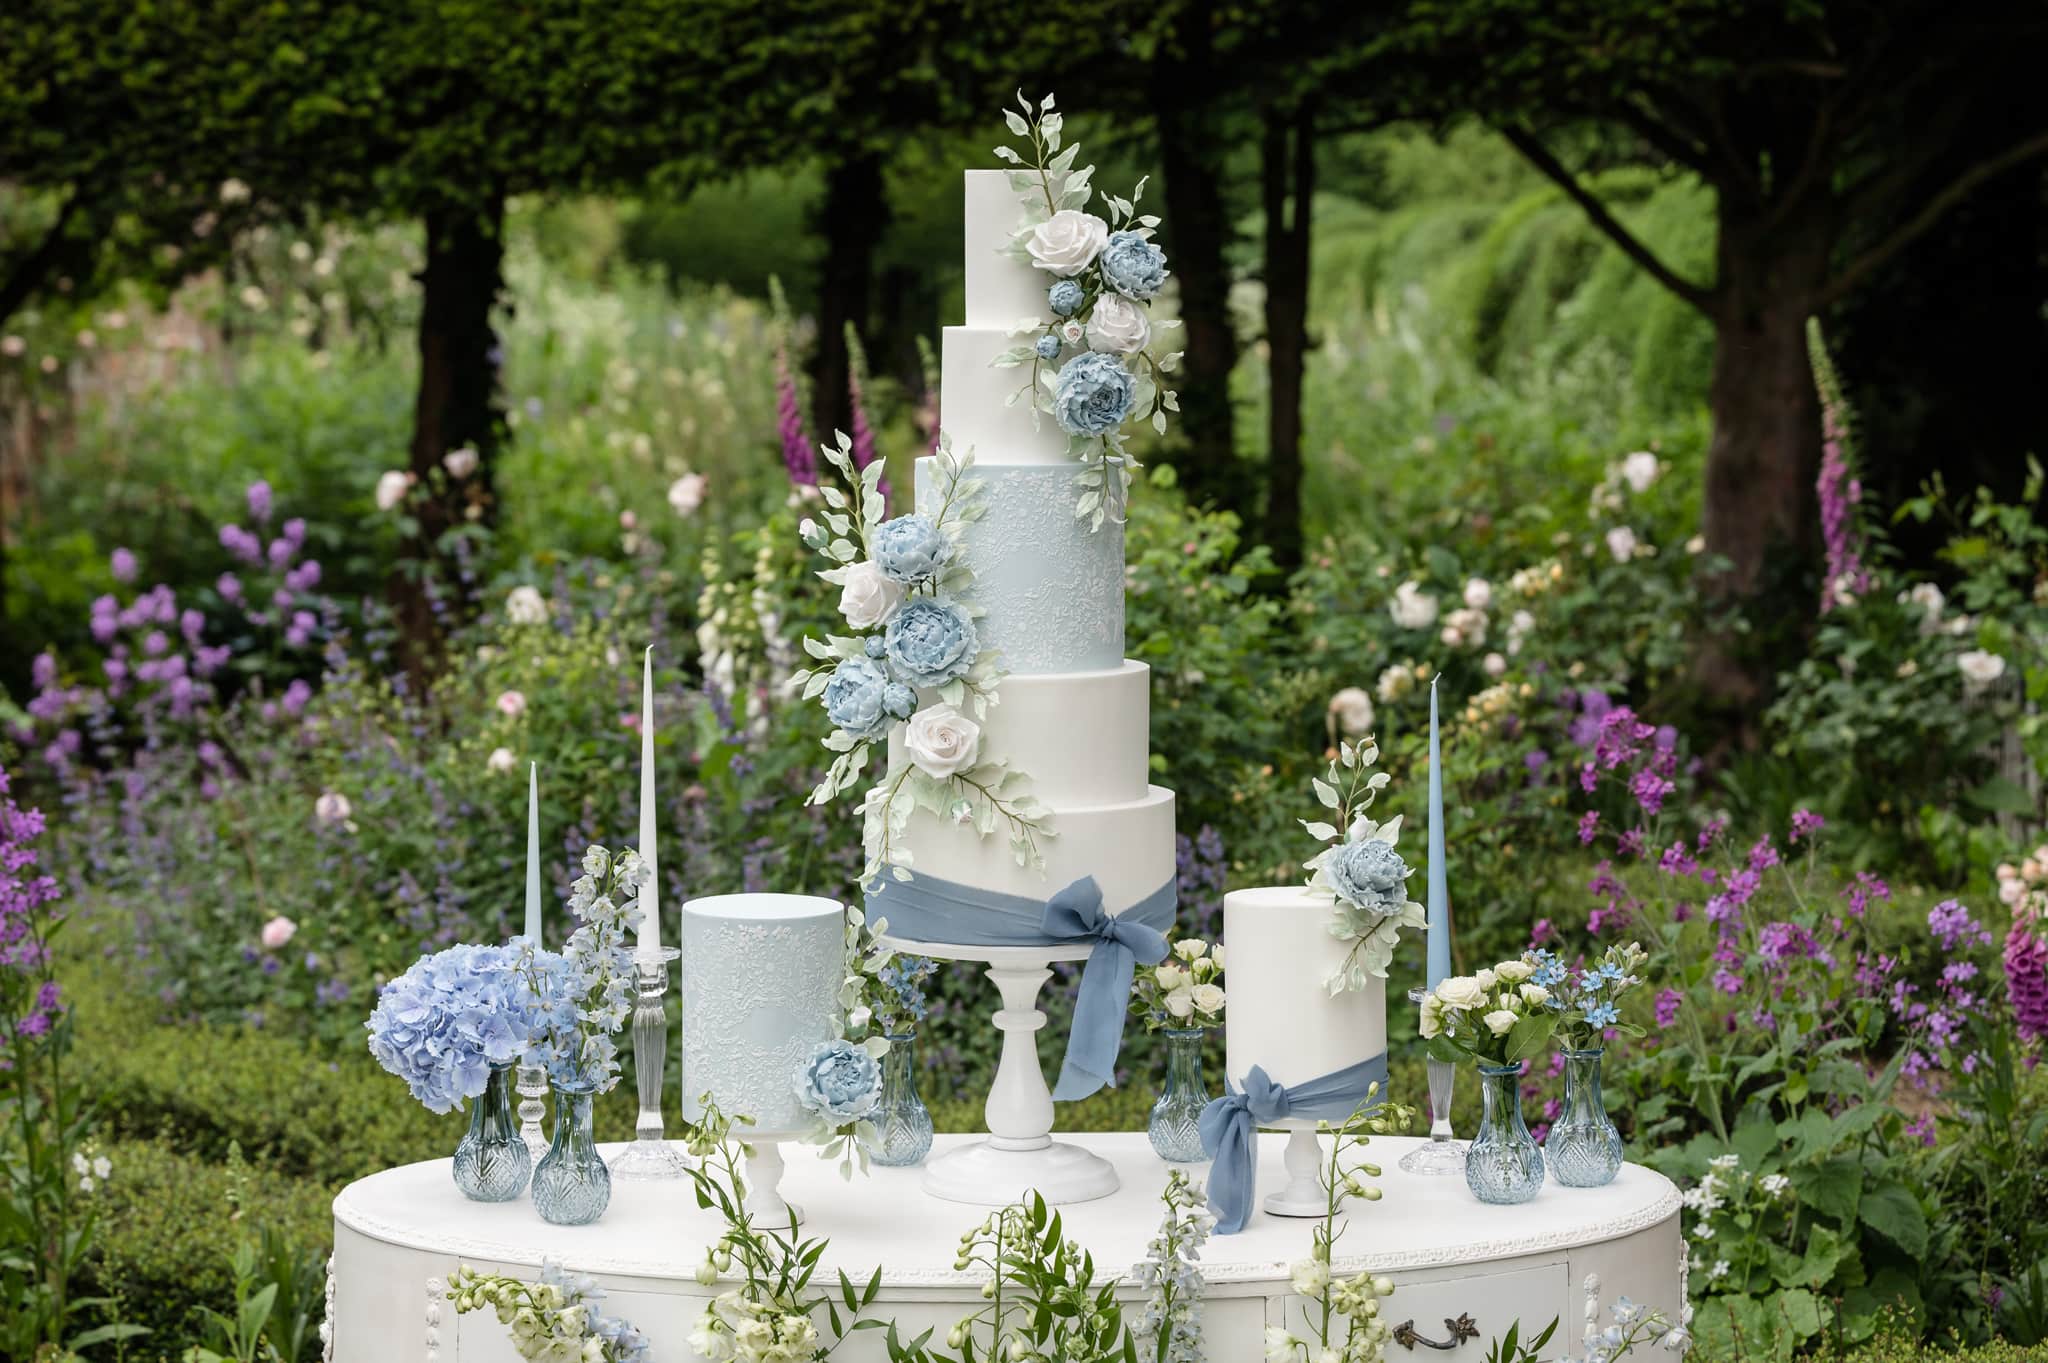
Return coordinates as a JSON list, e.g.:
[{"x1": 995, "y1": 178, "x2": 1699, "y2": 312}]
[{"x1": 1483, "y1": 1009, "x2": 1518, "y2": 1036}]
